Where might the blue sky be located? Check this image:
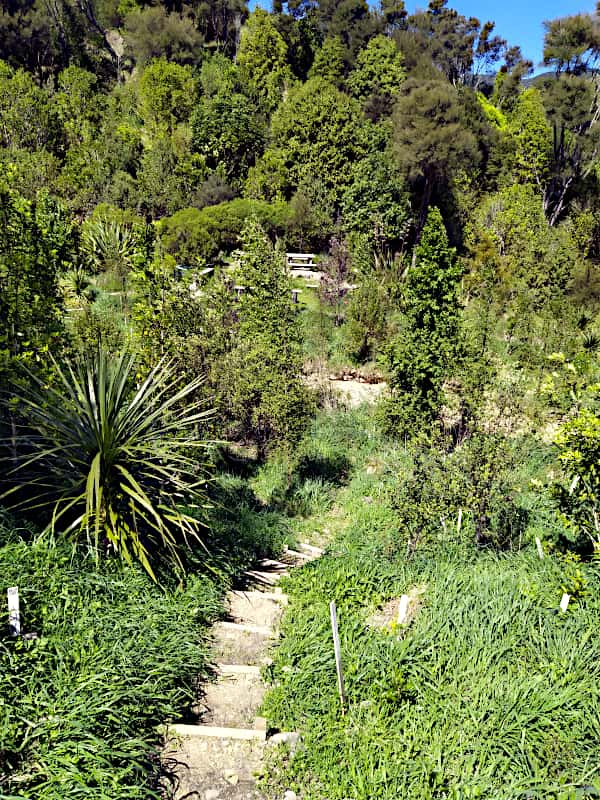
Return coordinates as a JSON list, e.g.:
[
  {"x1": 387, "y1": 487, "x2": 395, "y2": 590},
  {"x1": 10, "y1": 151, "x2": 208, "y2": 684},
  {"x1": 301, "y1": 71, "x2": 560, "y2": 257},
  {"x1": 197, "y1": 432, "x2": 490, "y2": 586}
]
[
  {"x1": 407, "y1": 0, "x2": 596, "y2": 70},
  {"x1": 249, "y1": 0, "x2": 596, "y2": 73}
]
